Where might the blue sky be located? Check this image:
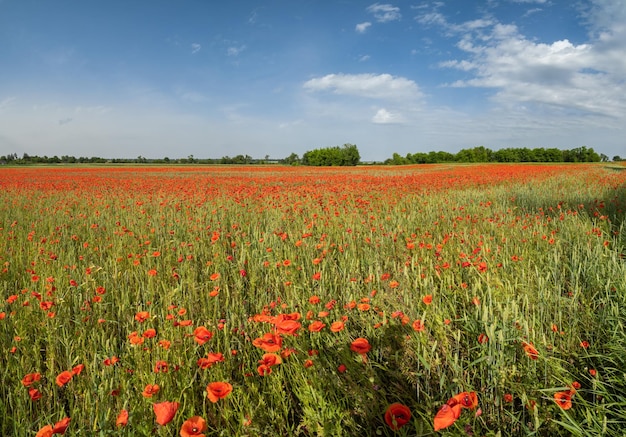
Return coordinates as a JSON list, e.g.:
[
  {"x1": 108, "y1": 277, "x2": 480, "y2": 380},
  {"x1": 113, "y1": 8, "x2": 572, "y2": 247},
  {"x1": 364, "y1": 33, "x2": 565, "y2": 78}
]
[{"x1": 1, "y1": 0, "x2": 624, "y2": 161}]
